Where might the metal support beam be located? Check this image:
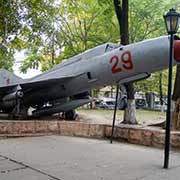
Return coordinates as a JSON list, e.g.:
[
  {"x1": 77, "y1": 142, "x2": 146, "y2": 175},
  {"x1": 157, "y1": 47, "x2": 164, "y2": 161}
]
[{"x1": 110, "y1": 84, "x2": 119, "y2": 143}]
